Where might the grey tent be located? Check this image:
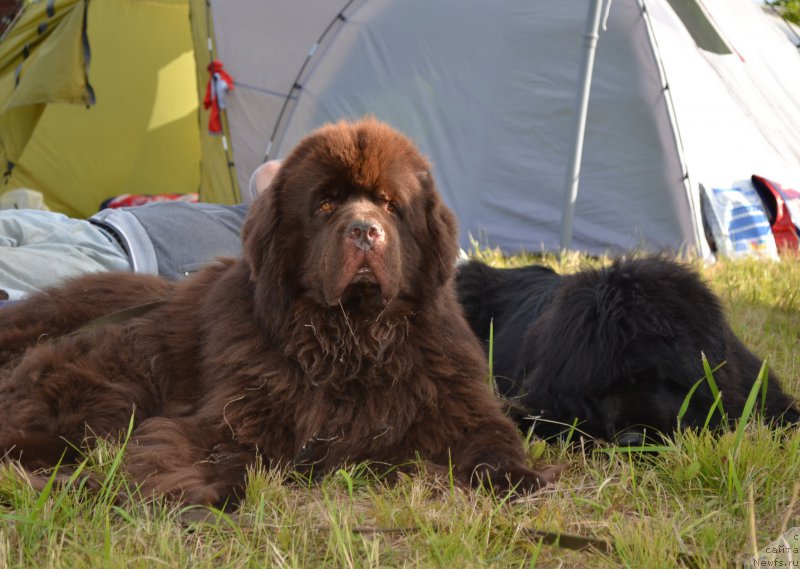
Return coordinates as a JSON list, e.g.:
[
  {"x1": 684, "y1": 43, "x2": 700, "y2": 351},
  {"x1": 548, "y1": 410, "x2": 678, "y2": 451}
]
[{"x1": 207, "y1": 0, "x2": 800, "y2": 256}]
